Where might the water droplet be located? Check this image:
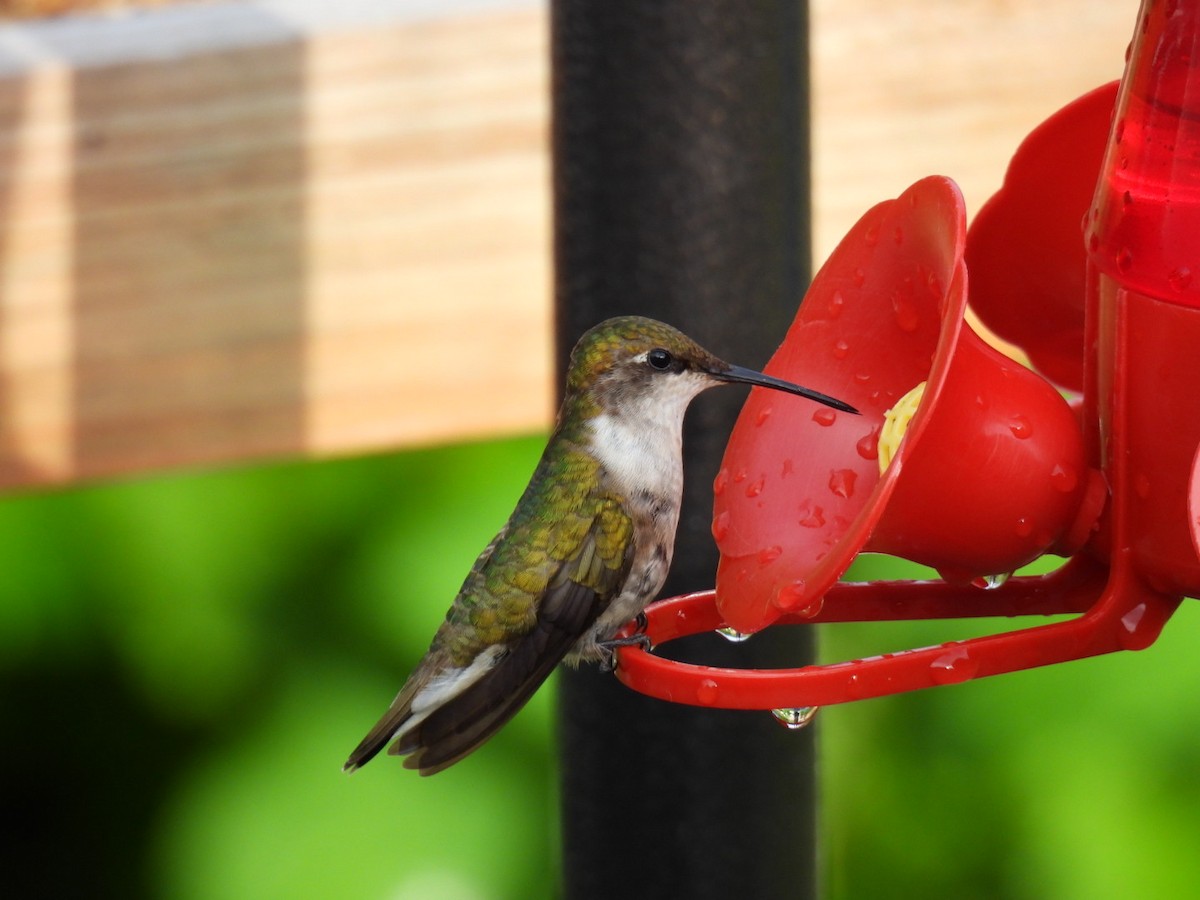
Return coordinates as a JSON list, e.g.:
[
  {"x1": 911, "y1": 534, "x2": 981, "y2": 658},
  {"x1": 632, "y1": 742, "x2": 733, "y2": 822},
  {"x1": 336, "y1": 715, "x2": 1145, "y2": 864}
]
[
  {"x1": 845, "y1": 673, "x2": 866, "y2": 700},
  {"x1": 833, "y1": 339, "x2": 850, "y2": 360},
  {"x1": 1122, "y1": 189, "x2": 1133, "y2": 207},
  {"x1": 771, "y1": 706, "x2": 819, "y2": 730},
  {"x1": 732, "y1": 468, "x2": 747, "y2": 483},
  {"x1": 929, "y1": 644, "x2": 978, "y2": 685},
  {"x1": 695, "y1": 678, "x2": 721, "y2": 705},
  {"x1": 1135, "y1": 472, "x2": 1151, "y2": 499},
  {"x1": 854, "y1": 372, "x2": 871, "y2": 384},
  {"x1": 852, "y1": 268, "x2": 866, "y2": 287},
  {"x1": 856, "y1": 428, "x2": 880, "y2": 461},
  {"x1": 746, "y1": 476, "x2": 765, "y2": 498},
  {"x1": 711, "y1": 510, "x2": 731, "y2": 542},
  {"x1": 892, "y1": 292, "x2": 919, "y2": 332},
  {"x1": 757, "y1": 545, "x2": 783, "y2": 565},
  {"x1": 756, "y1": 406, "x2": 773, "y2": 427},
  {"x1": 715, "y1": 626, "x2": 752, "y2": 643},
  {"x1": 971, "y1": 571, "x2": 1012, "y2": 590},
  {"x1": 1050, "y1": 462, "x2": 1078, "y2": 493},
  {"x1": 1014, "y1": 516, "x2": 1034, "y2": 538},
  {"x1": 812, "y1": 408, "x2": 837, "y2": 427},
  {"x1": 827, "y1": 290, "x2": 845, "y2": 319},
  {"x1": 1009, "y1": 415, "x2": 1033, "y2": 439},
  {"x1": 865, "y1": 223, "x2": 880, "y2": 247},
  {"x1": 1116, "y1": 247, "x2": 1134, "y2": 273},
  {"x1": 781, "y1": 458, "x2": 795, "y2": 478},
  {"x1": 774, "y1": 580, "x2": 807, "y2": 611},
  {"x1": 1169, "y1": 267, "x2": 1193, "y2": 291},
  {"x1": 713, "y1": 468, "x2": 729, "y2": 496},
  {"x1": 788, "y1": 589, "x2": 825, "y2": 620},
  {"x1": 798, "y1": 502, "x2": 825, "y2": 528},
  {"x1": 828, "y1": 468, "x2": 857, "y2": 499}
]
